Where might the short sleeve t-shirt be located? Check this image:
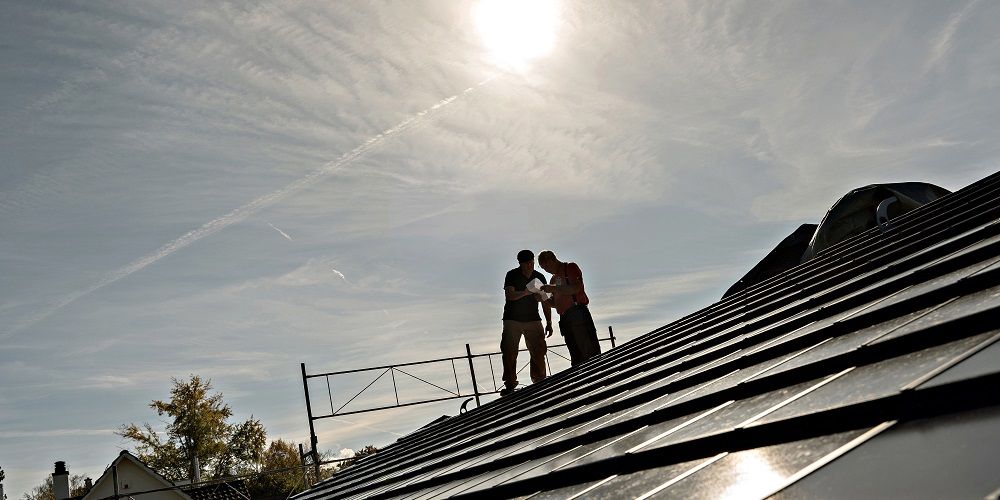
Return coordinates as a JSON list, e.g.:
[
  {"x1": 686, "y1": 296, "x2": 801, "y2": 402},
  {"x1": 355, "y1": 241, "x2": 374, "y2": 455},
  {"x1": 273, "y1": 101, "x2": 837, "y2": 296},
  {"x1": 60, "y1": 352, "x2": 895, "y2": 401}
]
[
  {"x1": 502, "y1": 268, "x2": 547, "y2": 321},
  {"x1": 550, "y1": 262, "x2": 589, "y2": 315}
]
